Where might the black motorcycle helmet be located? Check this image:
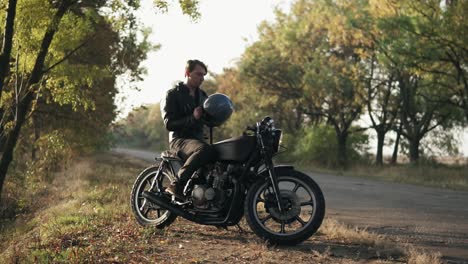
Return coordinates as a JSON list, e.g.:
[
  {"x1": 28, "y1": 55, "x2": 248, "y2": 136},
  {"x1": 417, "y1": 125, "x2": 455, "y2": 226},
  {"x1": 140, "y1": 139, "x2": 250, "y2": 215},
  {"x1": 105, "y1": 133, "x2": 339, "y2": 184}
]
[{"x1": 202, "y1": 93, "x2": 234, "y2": 127}]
